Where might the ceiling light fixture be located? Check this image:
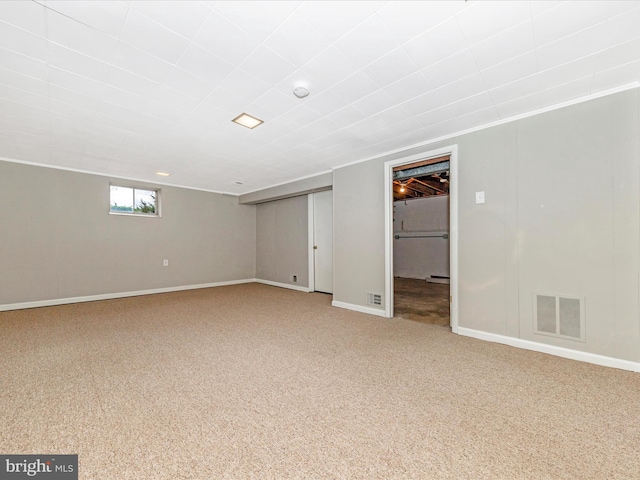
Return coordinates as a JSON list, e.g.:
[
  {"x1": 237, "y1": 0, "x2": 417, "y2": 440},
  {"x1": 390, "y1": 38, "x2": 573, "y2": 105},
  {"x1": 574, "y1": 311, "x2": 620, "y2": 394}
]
[
  {"x1": 155, "y1": 171, "x2": 171, "y2": 176},
  {"x1": 293, "y1": 83, "x2": 310, "y2": 99},
  {"x1": 232, "y1": 113, "x2": 263, "y2": 129},
  {"x1": 400, "y1": 184, "x2": 406, "y2": 193}
]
